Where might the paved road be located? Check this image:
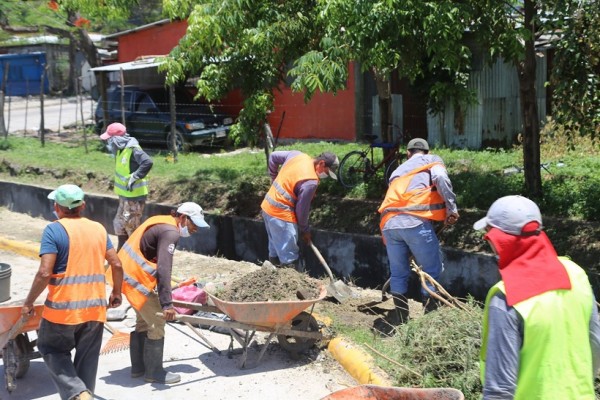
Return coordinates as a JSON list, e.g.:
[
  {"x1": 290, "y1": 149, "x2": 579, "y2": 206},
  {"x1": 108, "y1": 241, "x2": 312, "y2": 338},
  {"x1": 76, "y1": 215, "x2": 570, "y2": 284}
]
[
  {"x1": 0, "y1": 249, "x2": 353, "y2": 400},
  {"x1": 2, "y1": 96, "x2": 95, "y2": 134}
]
